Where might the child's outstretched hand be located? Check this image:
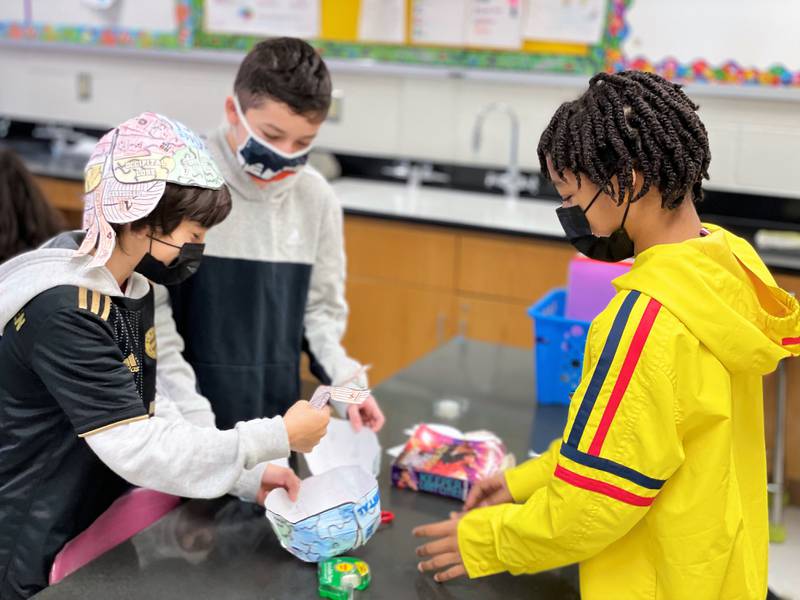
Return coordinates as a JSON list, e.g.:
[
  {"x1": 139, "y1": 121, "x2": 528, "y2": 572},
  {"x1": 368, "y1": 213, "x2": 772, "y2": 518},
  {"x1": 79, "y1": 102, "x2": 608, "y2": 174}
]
[
  {"x1": 463, "y1": 472, "x2": 513, "y2": 511},
  {"x1": 413, "y1": 513, "x2": 466, "y2": 583}
]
